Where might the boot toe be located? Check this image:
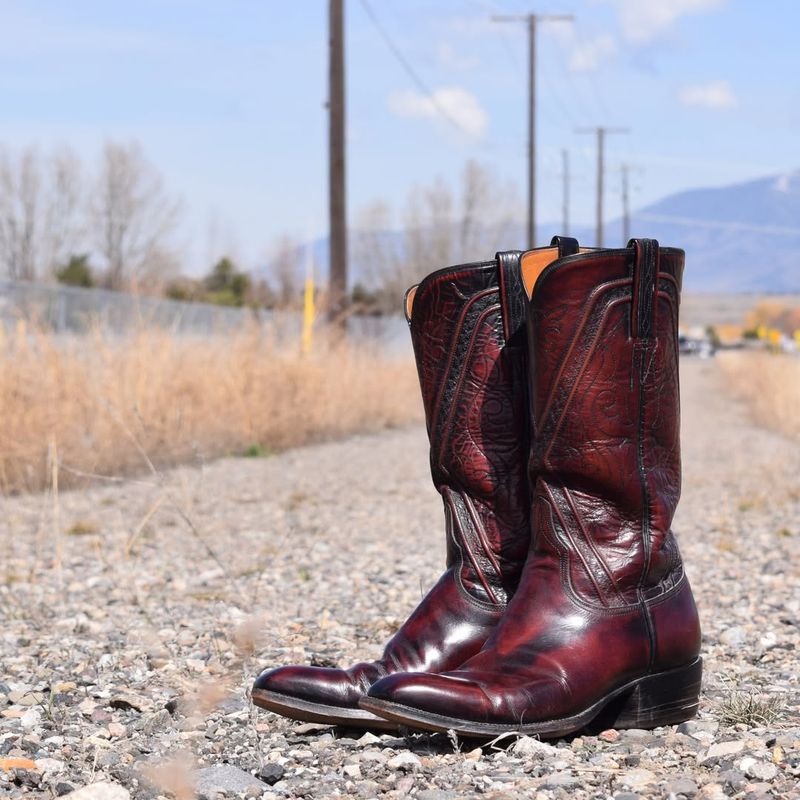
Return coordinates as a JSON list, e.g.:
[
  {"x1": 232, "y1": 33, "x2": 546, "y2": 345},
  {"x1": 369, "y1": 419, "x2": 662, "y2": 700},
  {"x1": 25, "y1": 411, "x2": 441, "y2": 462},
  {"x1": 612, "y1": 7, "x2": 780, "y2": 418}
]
[
  {"x1": 367, "y1": 672, "x2": 492, "y2": 723},
  {"x1": 253, "y1": 665, "x2": 363, "y2": 708}
]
